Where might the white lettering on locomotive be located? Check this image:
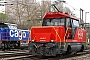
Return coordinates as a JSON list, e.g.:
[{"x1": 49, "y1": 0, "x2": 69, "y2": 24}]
[
  {"x1": 10, "y1": 30, "x2": 26, "y2": 40},
  {"x1": 18, "y1": 31, "x2": 22, "y2": 40},
  {"x1": 15, "y1": 30, "x2": 18, "y2": 37},
  {"x1": 23, "y1": 32, "x2": 26, "y2": 38},
  {"x1": 40, "y1": 37, "x2": 46, "y2": 42},
  {"x1": 10, "y1": 30, "x2": 14, "y2": 37}
]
